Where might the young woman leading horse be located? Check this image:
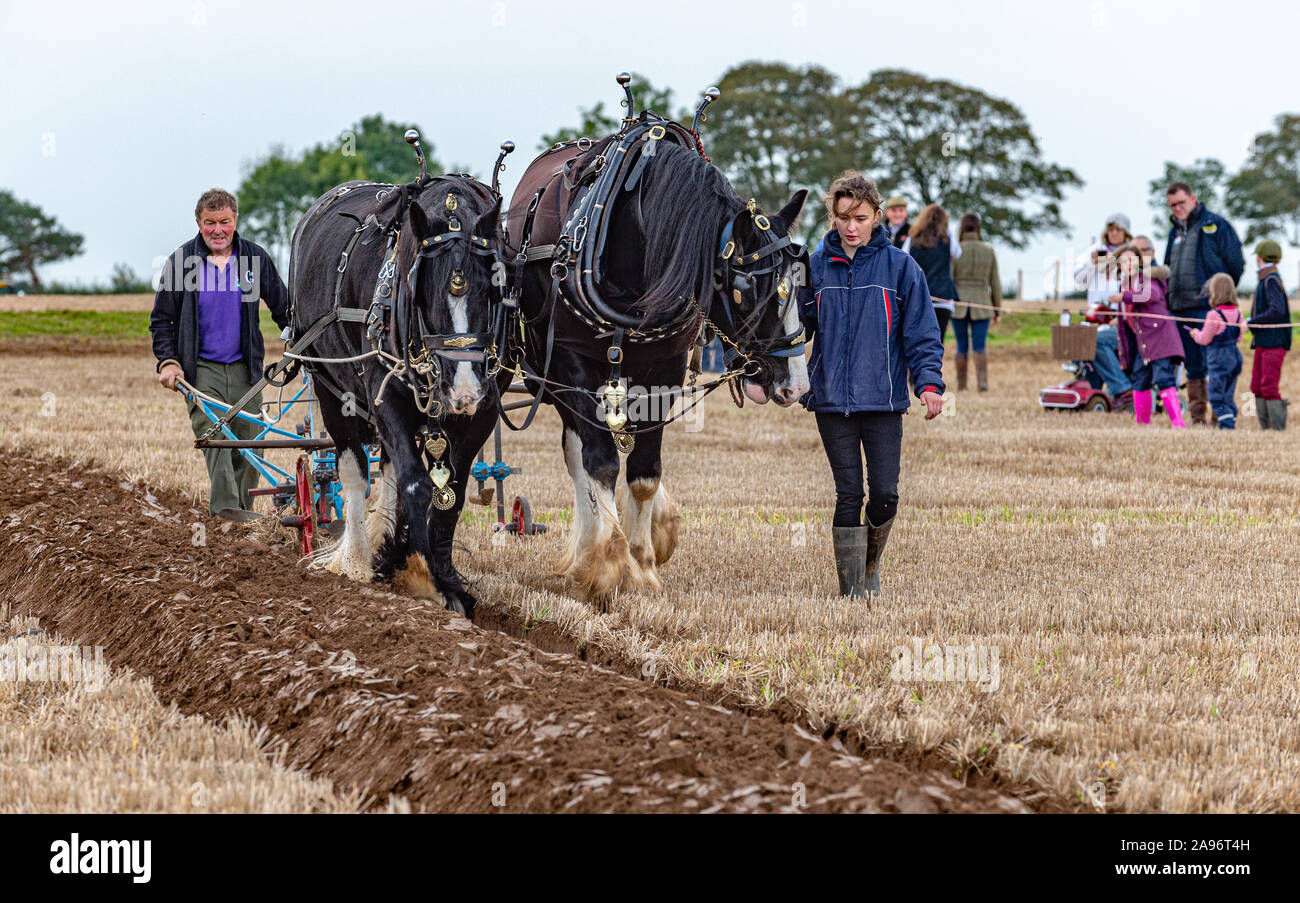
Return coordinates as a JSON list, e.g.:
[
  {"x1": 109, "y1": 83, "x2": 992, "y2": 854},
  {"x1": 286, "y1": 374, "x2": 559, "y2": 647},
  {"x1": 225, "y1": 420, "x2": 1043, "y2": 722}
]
[{"x1": 800, "y1": 172, "x2": 946, "y2": 599}]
